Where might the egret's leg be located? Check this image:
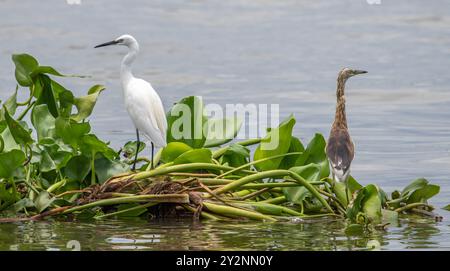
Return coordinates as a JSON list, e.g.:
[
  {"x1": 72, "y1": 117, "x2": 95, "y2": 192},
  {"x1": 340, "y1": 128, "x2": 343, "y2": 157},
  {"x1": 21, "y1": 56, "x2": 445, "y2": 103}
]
[
  {"x1": 151, "y1": 142, "x2": 155, "y2": 169},
  {"x1": 132, "y1": 129, "x2": 140, "y2": 171}
]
